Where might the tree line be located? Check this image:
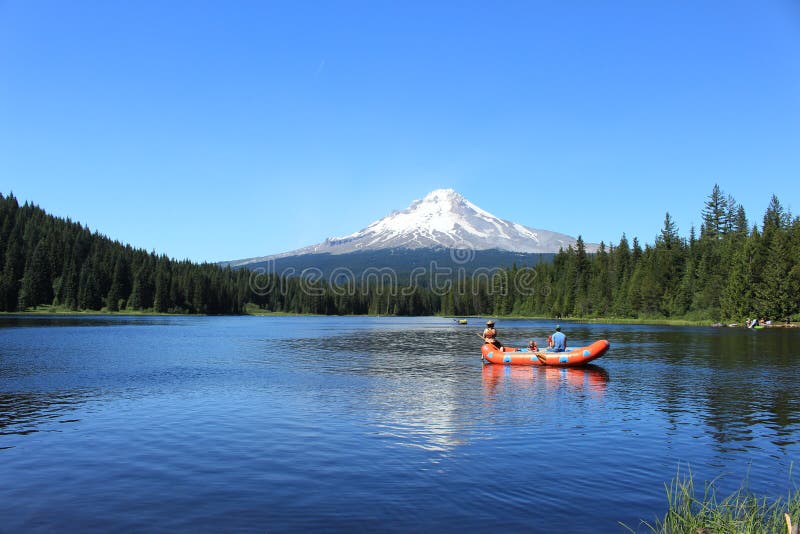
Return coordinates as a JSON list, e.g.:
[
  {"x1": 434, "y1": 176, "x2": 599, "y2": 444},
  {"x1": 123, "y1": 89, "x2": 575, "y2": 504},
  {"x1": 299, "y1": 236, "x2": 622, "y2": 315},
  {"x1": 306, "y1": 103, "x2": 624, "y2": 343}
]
[
  {"x1": 445, "y1": 184, "x2": 798, "y2": 322},
  {"x1": 0, "y1": 194, "x2": 245, "y2": 314},
  {"x1": 1, "y1": 186, "x2": 798, "y2": 321},
  {"x1": 0, "y1": 193, "x2": 437, "y2": 315}
]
